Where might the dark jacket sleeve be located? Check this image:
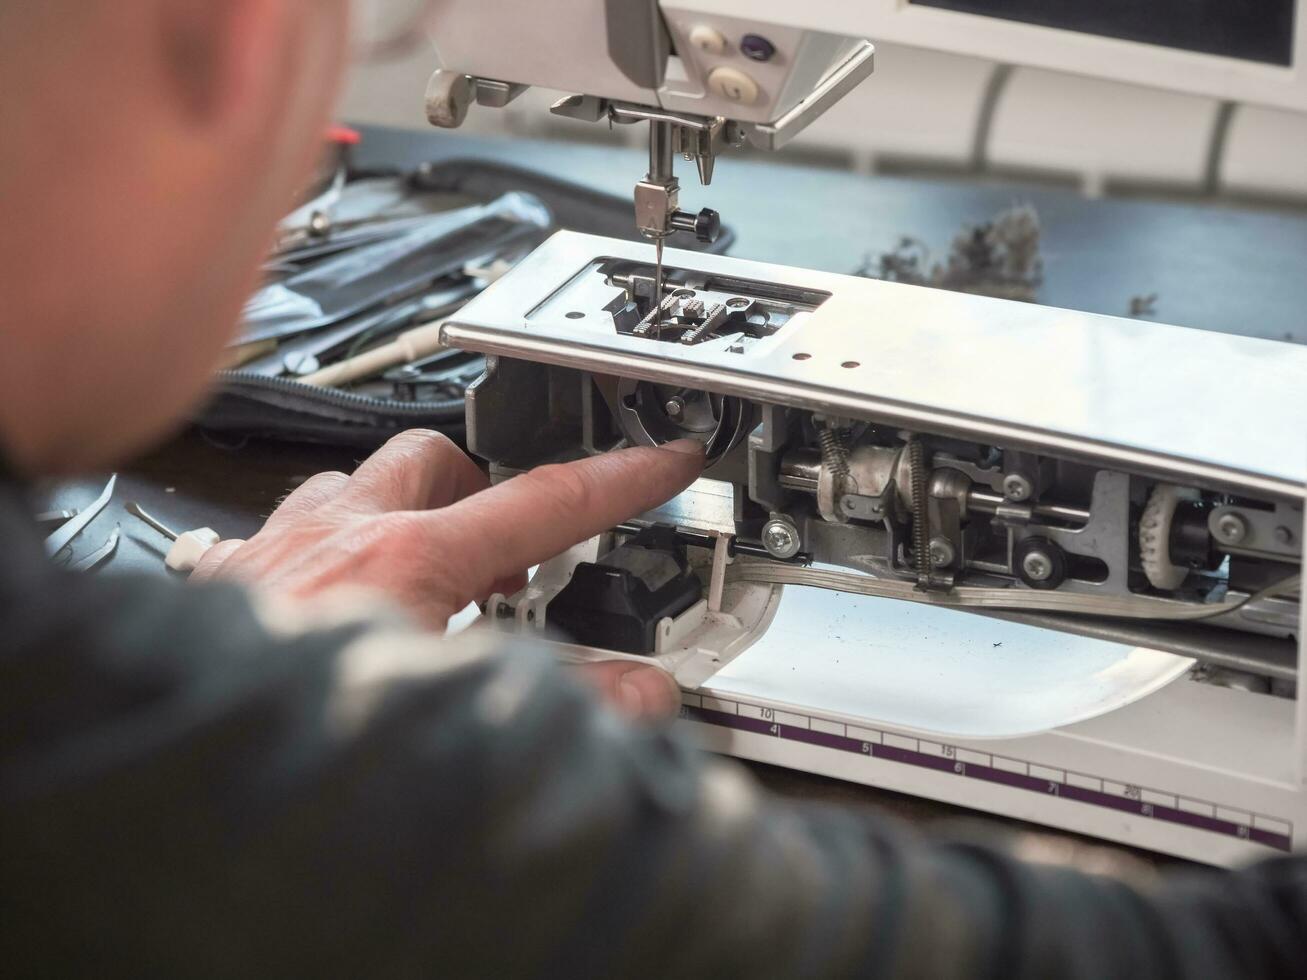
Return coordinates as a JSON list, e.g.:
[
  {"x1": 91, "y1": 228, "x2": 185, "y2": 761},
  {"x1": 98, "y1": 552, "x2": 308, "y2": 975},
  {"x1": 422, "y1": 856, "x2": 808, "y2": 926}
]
[{"x1": 2, "y1": 500, "x2": 1305, "y2": 978}]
